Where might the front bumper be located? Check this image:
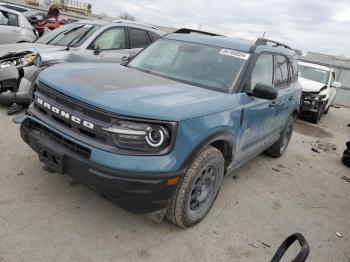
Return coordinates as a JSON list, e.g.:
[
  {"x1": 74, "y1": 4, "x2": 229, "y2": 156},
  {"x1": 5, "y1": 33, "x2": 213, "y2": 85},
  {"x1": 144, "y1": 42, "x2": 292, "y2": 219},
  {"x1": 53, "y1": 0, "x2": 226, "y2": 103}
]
[
  {"x1": 300, "y1": 93, "x2": 325, "y2": 113},
  {"x1": 20, "y1": 117, "x2": 181, "y2": 214}
]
